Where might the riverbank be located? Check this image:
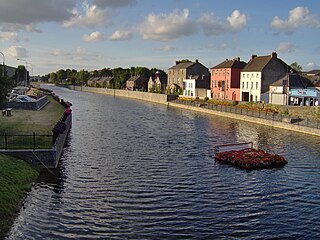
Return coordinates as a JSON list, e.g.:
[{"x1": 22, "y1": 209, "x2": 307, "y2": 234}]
[
  {"x1": 0, "y1": 154, "x2": 39, "y2": 239},
  {"x1": 0, "y1": 89, "x2": 70, "y2": 238},
  {"x1": 67, "y1": 85, "x2": 319, "y2": 137}
]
